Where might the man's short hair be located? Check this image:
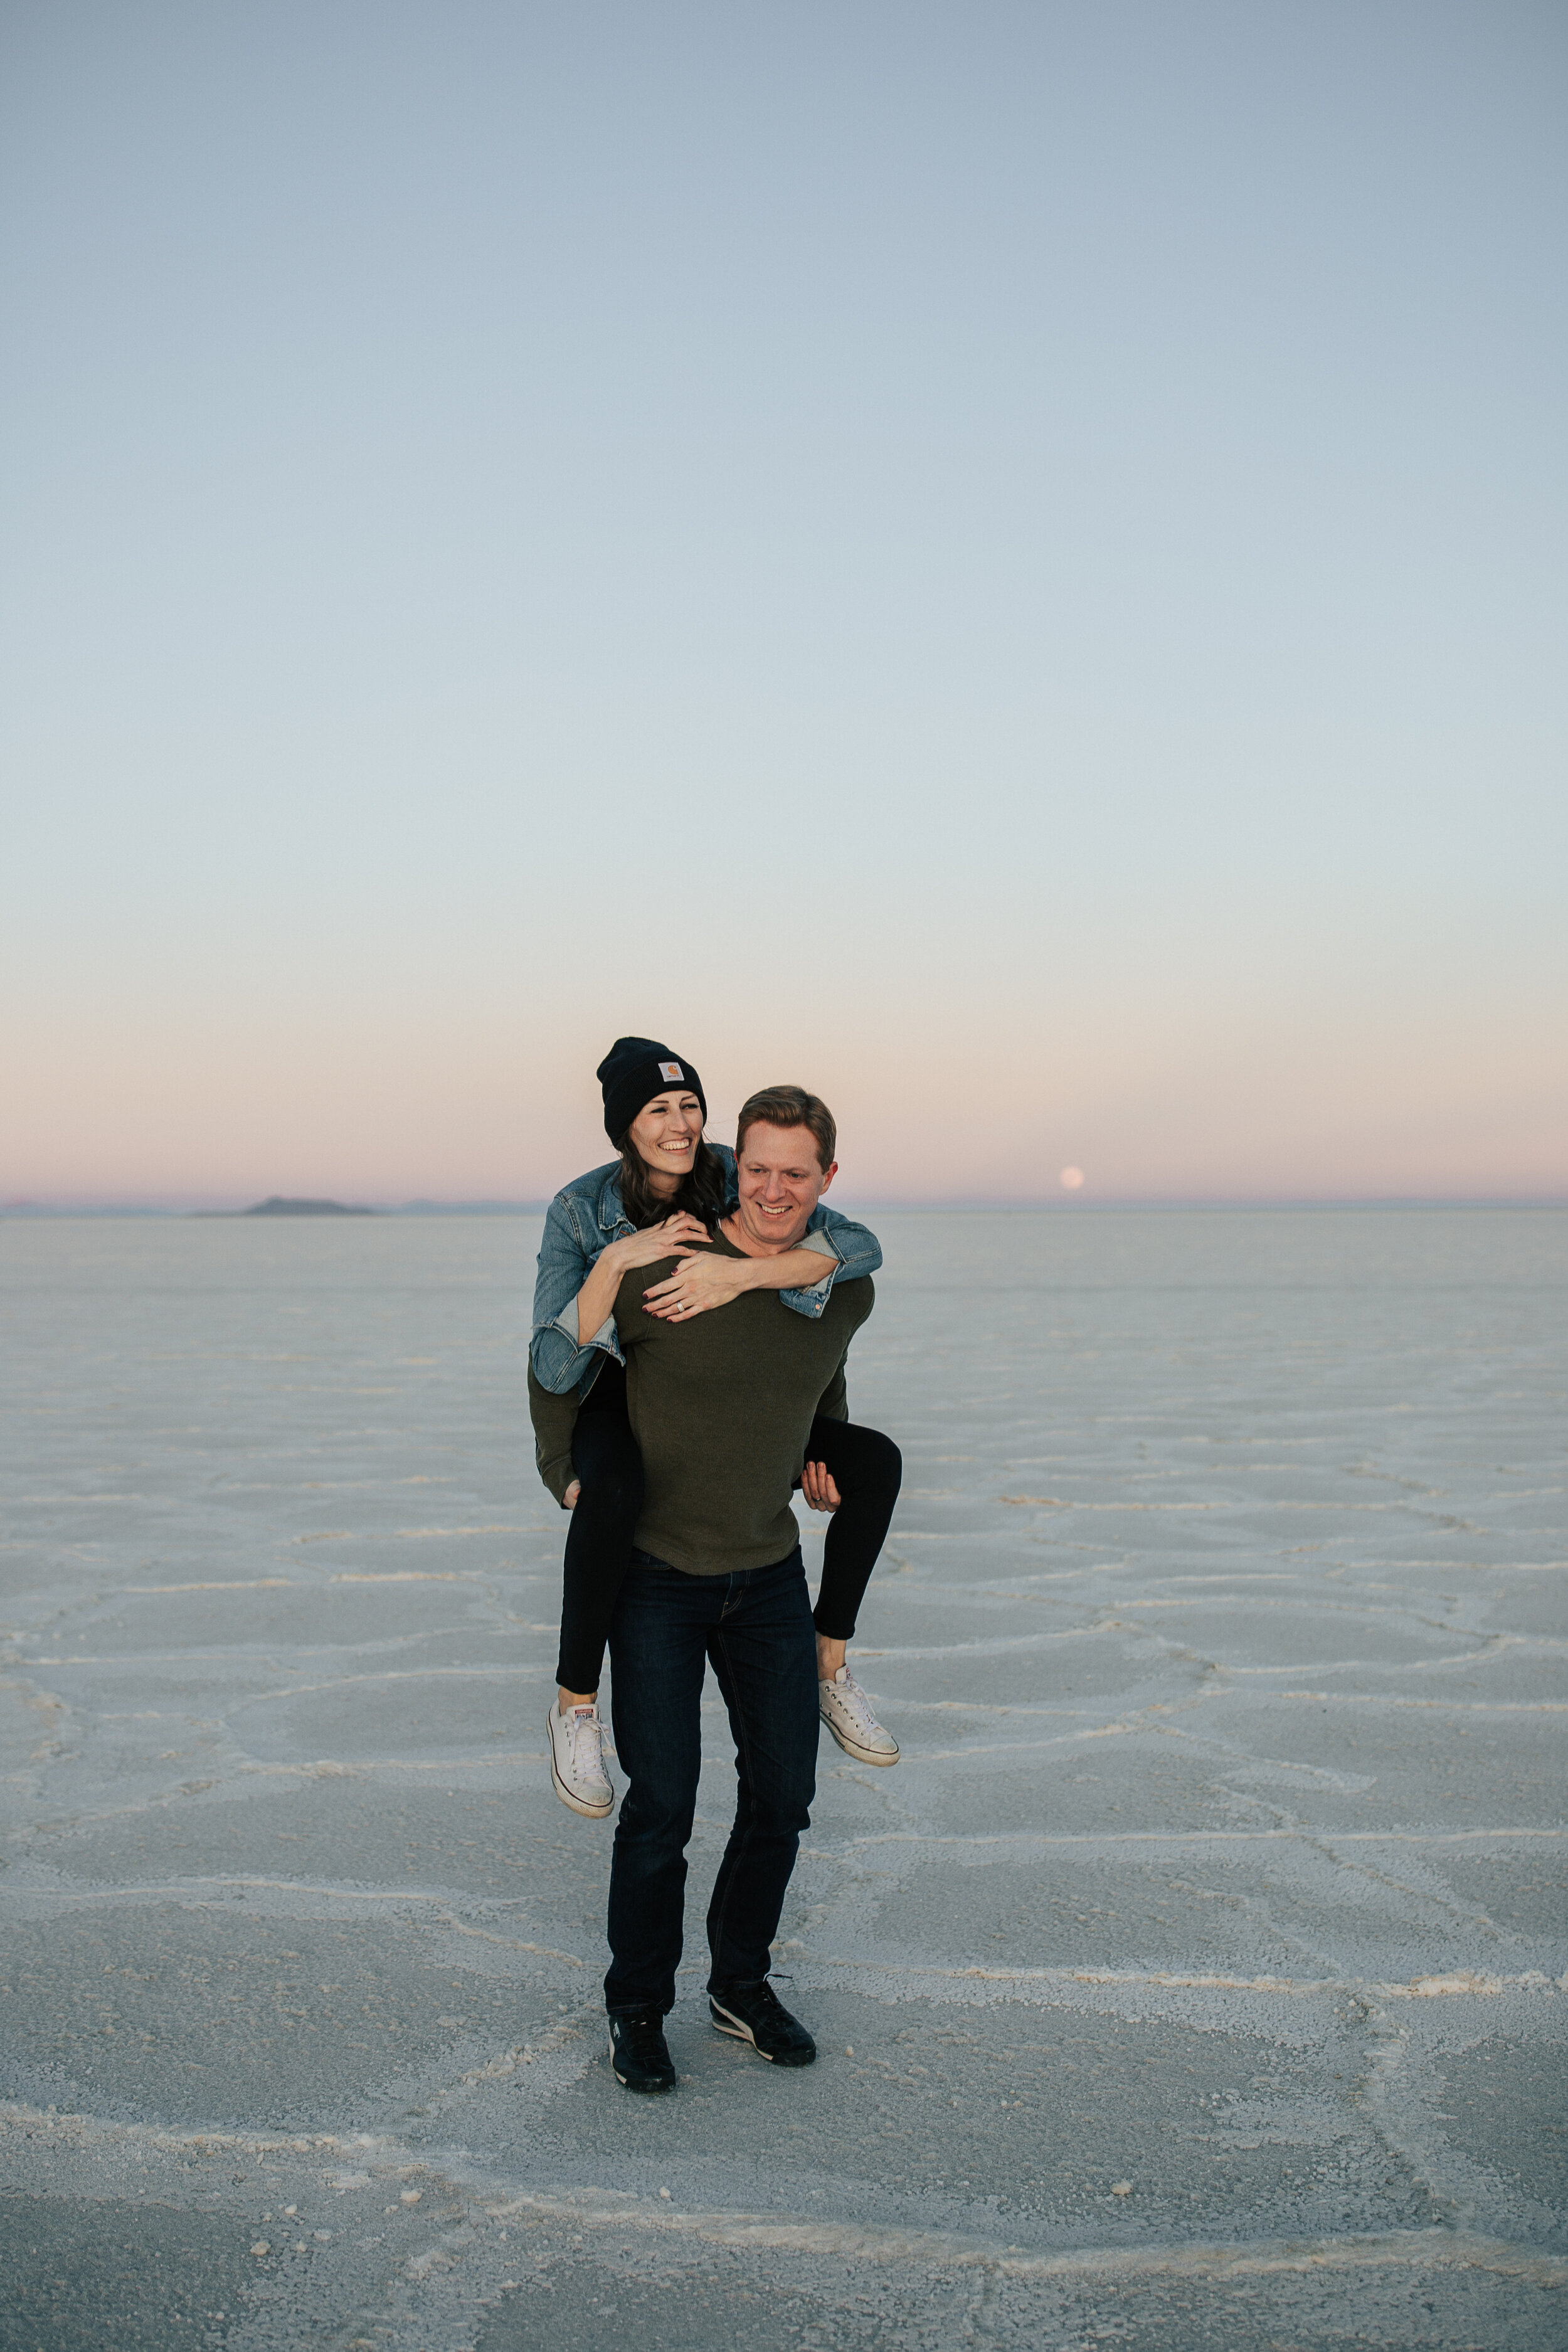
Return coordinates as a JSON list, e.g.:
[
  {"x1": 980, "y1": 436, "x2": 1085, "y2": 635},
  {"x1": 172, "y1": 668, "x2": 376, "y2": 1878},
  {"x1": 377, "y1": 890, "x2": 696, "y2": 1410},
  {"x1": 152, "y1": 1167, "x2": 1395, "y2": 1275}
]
[{"x1": 735, "y1": 1086, "x2": 837, "y2": 1172}]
